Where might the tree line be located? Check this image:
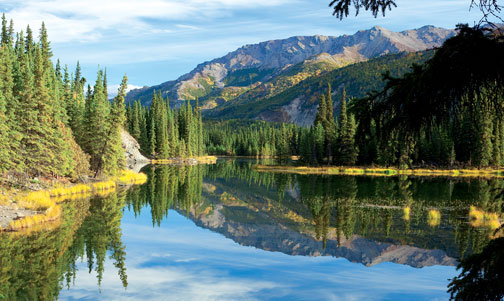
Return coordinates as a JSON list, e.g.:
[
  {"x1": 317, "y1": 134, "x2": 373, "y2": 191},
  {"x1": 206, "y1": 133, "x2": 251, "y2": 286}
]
[
  {"x1": 126, "y1": 94, "x2": 204, "y2": 159},
  {"x1": 0, "y1": 15, "x2": 126, "y2": 178},
  {"x1": 205, "y1": 26, "x2": 504, "y2": 169}
]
